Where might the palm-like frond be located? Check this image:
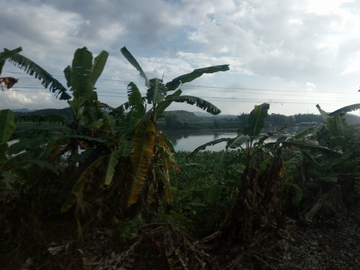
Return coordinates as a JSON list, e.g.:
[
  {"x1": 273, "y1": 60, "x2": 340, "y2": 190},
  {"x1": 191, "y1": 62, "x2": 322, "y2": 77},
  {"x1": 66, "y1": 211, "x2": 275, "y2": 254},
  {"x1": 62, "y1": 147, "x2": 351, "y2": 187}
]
[{"x1": 4, "y1": 49, "x2": 71, "y2": 100}]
